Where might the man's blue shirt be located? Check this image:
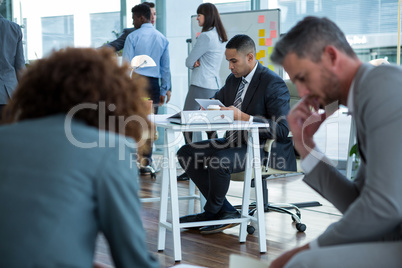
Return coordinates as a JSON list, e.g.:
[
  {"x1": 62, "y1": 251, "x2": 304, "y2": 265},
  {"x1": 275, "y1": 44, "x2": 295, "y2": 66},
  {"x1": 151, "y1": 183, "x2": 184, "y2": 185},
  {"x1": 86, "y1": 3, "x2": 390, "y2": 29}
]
[{"x1": 123, "y1": 23, "x2": 171, "y2": 96}]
